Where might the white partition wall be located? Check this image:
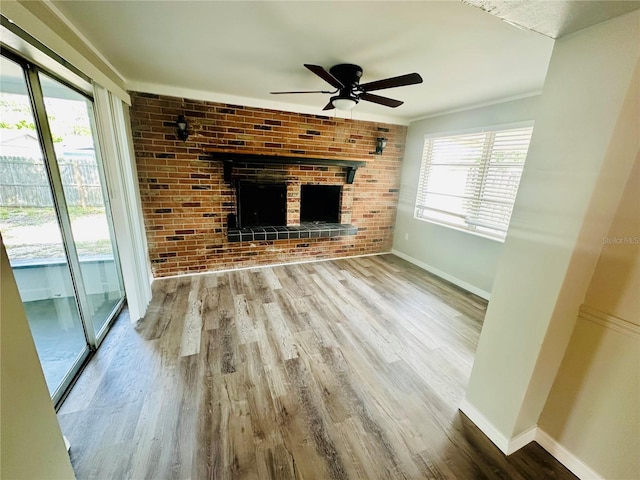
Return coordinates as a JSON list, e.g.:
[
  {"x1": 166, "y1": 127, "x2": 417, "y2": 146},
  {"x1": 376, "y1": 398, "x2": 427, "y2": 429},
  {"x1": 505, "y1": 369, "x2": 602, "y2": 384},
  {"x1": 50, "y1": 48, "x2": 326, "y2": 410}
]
[
  {"x1": 462, "y1": 10, "x2": 639, "y2": 468},
  {"x1": 1, "y1": 241, "x2": 76, "y2": 480}
]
